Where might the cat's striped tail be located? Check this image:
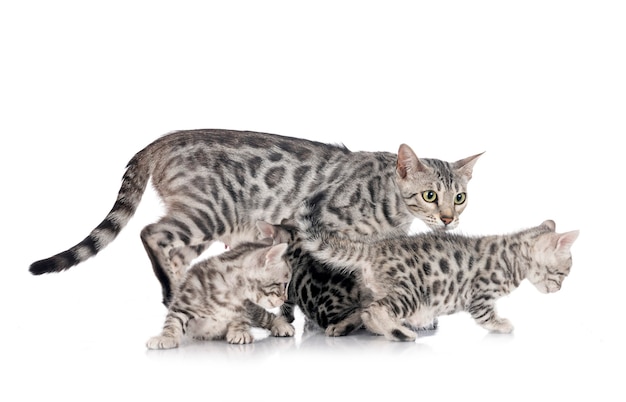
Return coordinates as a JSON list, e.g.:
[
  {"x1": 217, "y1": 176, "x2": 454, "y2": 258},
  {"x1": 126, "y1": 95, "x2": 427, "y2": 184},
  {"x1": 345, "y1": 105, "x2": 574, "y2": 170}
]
[
  {"x1": 296, "y1": 191, "x2": 370, "y2": 273},
  {"x1": 29, "y1": 154, "x2": 149, "y2": 275}
]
